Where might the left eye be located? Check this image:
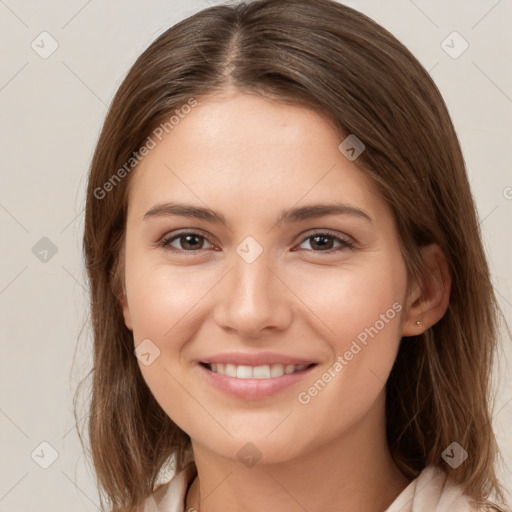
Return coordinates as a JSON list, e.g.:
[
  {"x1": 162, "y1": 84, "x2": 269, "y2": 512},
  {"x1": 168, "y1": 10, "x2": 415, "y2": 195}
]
[
  {"x1": 296, "y1": 233, "x2": 354, "y2": 253},
  {"x1": 159, "y1": 231, "x2": 353, "y2": 254}
]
